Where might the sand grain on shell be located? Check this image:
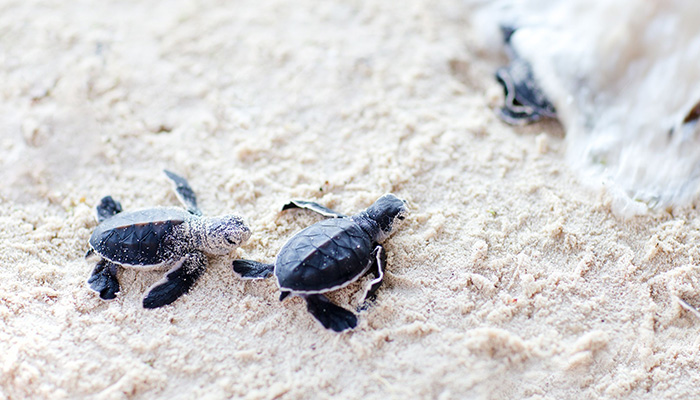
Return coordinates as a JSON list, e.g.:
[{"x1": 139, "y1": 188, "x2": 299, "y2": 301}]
[{"x1": 2, "y1": 1, "x2": 700, "y2": 399}]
